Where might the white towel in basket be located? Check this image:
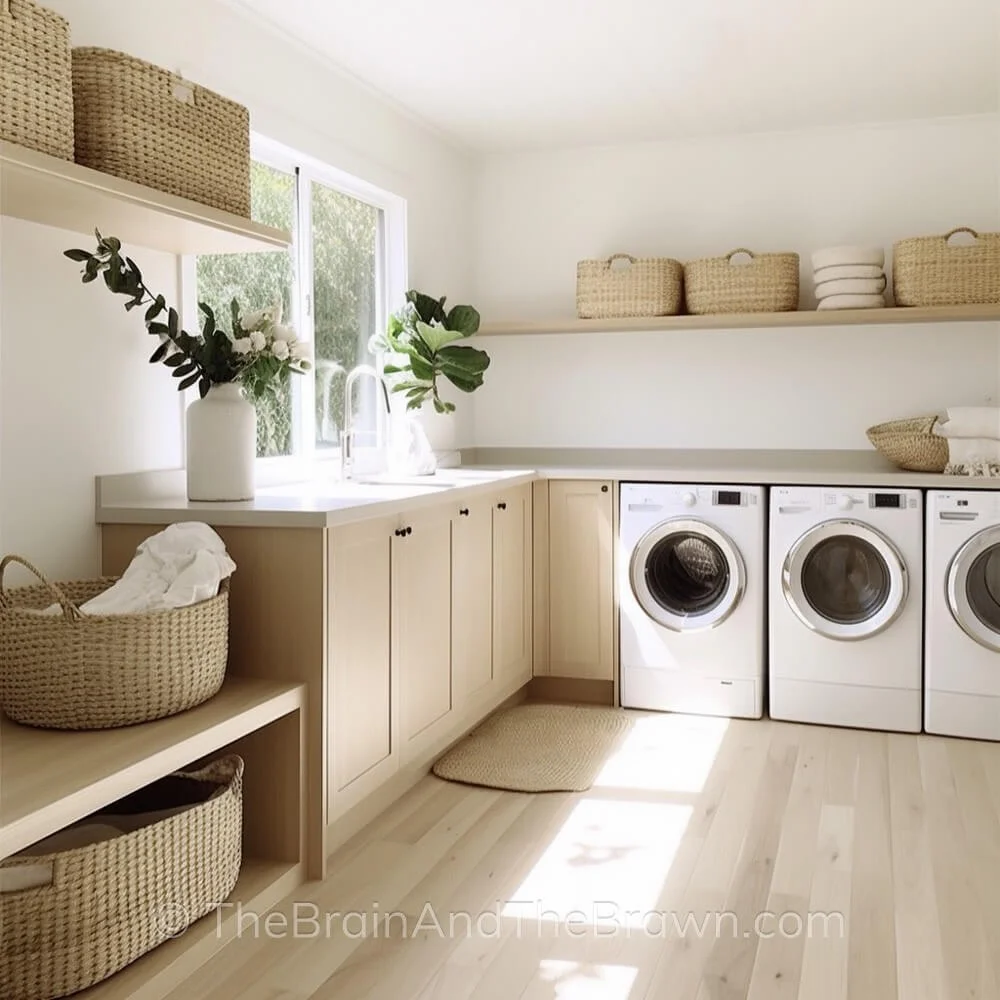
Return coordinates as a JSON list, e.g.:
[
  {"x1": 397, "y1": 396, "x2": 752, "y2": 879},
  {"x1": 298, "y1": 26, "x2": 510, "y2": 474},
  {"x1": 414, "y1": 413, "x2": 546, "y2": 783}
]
[
  {"x1": 61, "y1": 523, "x2": 236, "y2": 616},
  {"x1": 948, "y1": 437, "x2": 1000, "y2": 465},
  {"x1": 812, "y1": 264, "x2": 885, "y2": 283},
  {"x1": 815, "y1": 276, "x2": 887, "y2": 299},
  {"x1": 816, "y1": 293, "x2": 886, "y2": 310},
  {"x1": 938, "y1": 407, "x2": 1000, "y2": 440}
]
